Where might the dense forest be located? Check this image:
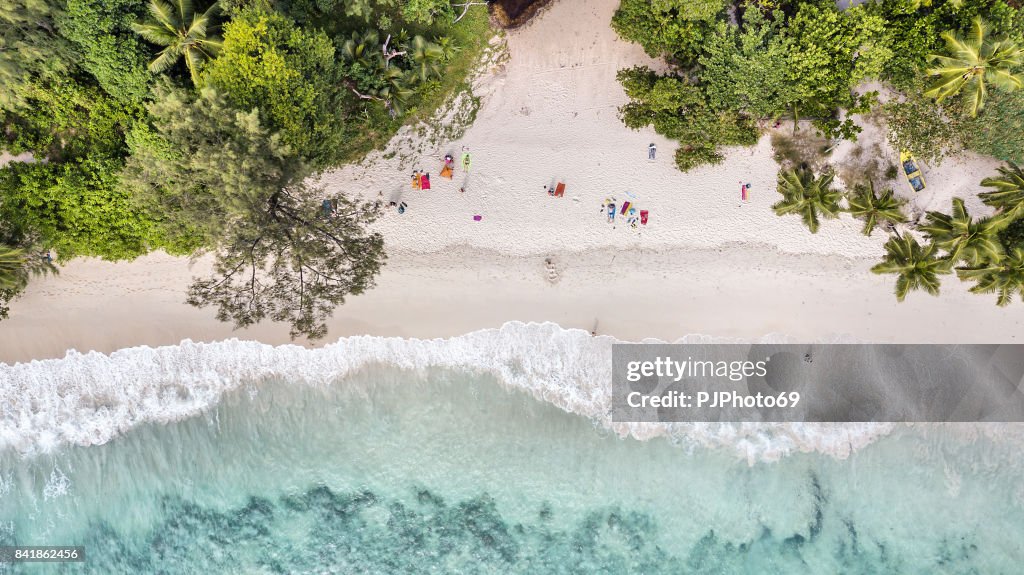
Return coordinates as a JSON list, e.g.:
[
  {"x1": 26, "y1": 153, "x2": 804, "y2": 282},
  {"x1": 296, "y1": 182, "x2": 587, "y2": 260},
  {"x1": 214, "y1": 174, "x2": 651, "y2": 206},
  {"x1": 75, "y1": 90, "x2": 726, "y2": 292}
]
[
  {"x1": 613, "y1": 0, "x2": 1024, "y2": 305},
  {"x1": 0, "y1": 0, "x2": 491, "y2": 336}
]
